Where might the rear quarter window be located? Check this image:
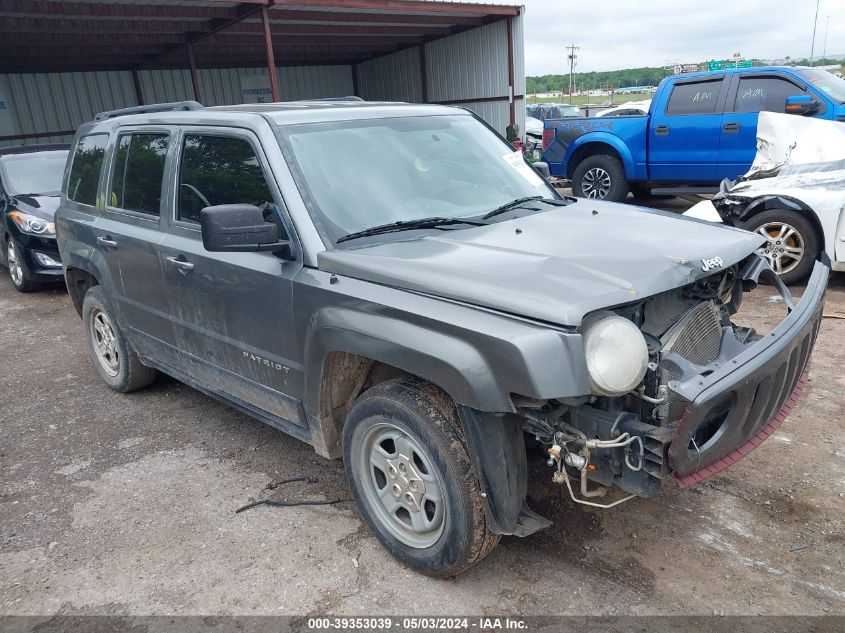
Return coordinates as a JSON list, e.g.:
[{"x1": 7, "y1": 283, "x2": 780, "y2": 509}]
[
  {"x1": 109, "y1": 132, "x2": 169, "y2": 216},
  {"x1": 67, "y1": 134, "x2": 108, "y2": 206},
  {"x1": 665, "y1": 79, "x2": 723, "y2": 115}
]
